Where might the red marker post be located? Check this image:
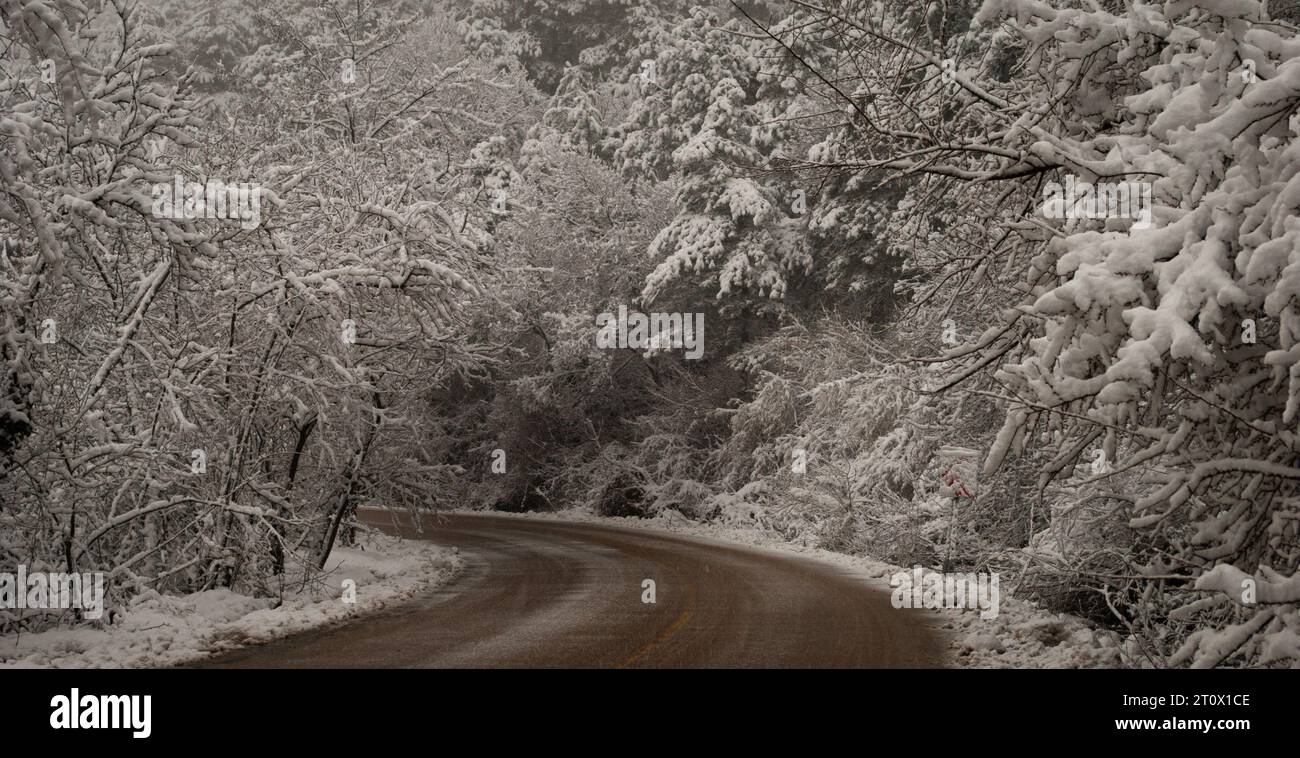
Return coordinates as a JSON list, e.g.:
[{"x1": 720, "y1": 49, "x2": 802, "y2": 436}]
[{"x1": 935, "y1": 446, "x2": 978, "y2": 571}]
